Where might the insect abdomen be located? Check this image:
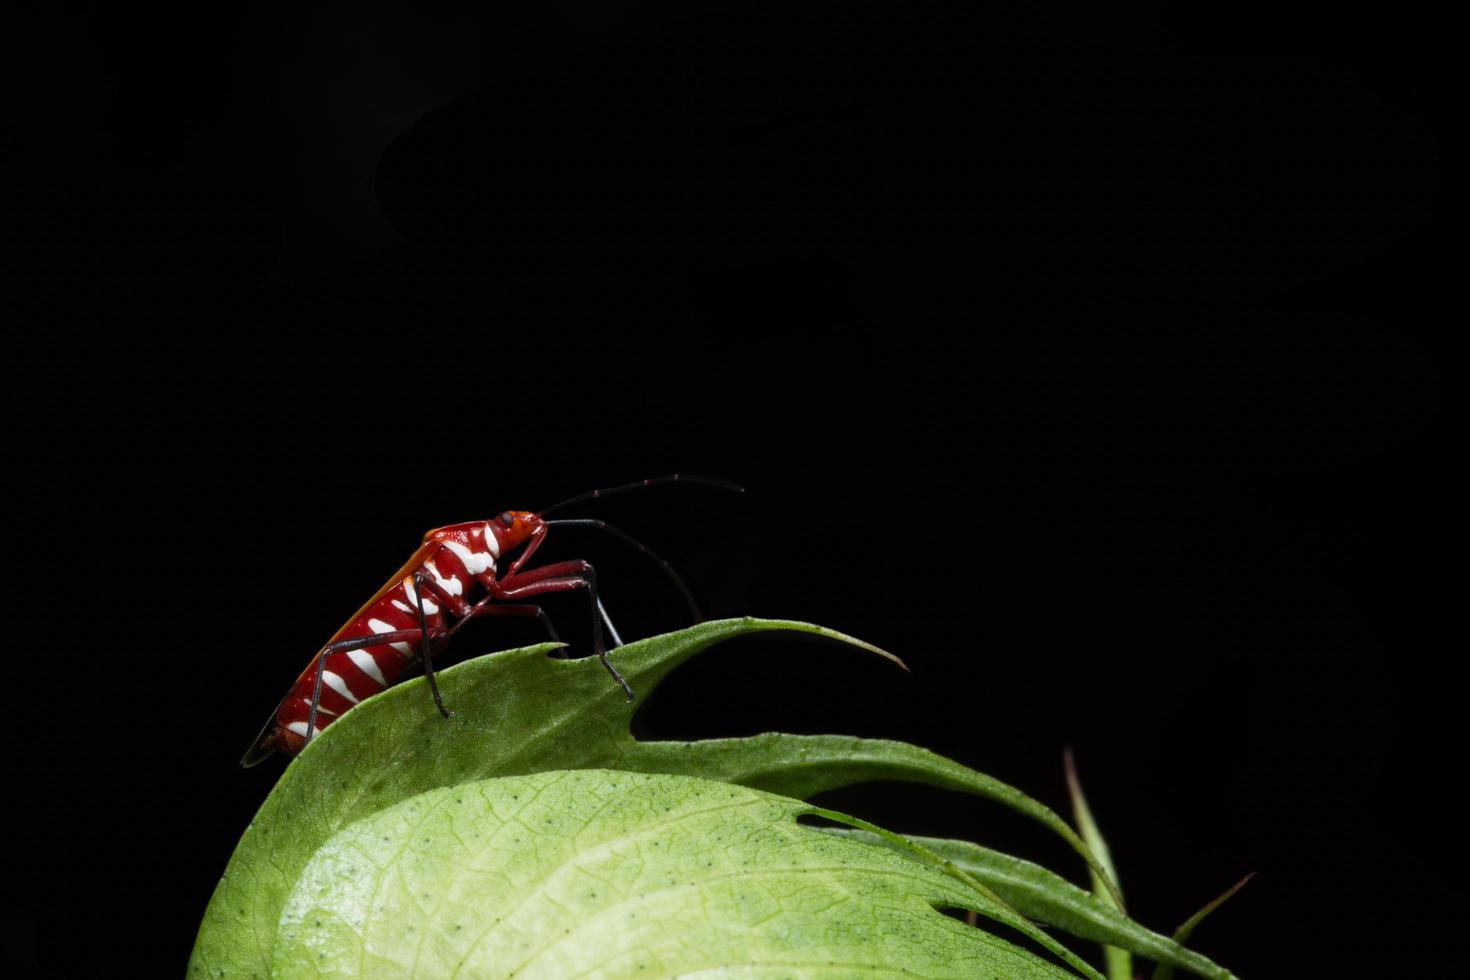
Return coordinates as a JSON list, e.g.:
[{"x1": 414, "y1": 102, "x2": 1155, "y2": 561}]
[
  {"x1": 246, "y1": 524, "x2": 500, "y2": 765},
  {"x1": 271, "y1": 576, "x2": 448, "y2": 754}
]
